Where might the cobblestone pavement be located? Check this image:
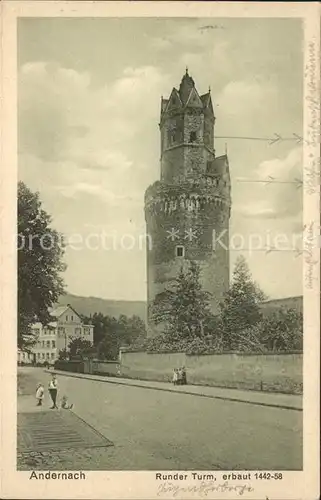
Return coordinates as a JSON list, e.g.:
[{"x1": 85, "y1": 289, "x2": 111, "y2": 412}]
[
  {"x1": 17, "y1": 447, "x2": 118, "y2": 471},
  {"x1": 17, "y1": 369, "x2": 117, "y2": 471}
]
